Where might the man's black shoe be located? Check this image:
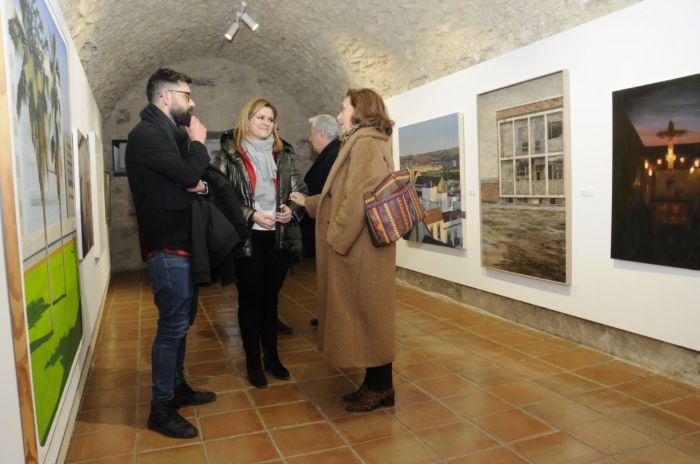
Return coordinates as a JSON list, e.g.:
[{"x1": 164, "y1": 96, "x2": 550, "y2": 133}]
[
  {"x1": 173, "y1": 382, "x2": 216, "y2": 408},
  {"x1": 147, "y1": 401, "x2": 198, "y2": 439},
  {"x1": 277, "y1": 319, "x2": 294, "y2": 335},
  {"x1": 310, "y1": 318, "x2": 318, "y2": 327}
]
